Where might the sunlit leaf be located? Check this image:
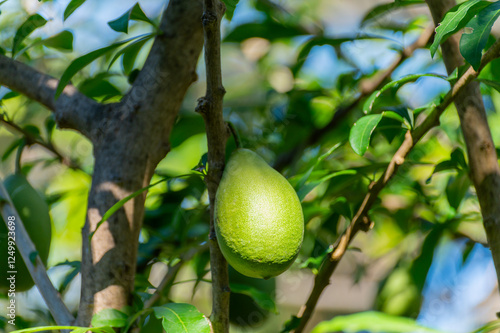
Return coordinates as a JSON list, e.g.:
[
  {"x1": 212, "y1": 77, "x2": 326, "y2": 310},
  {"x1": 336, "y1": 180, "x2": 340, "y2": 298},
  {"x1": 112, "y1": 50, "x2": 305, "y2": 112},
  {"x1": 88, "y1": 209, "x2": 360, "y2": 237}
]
[
  {"x1": 460, "y1": 1, "x2": 500, "y2": 70},
  {"x1": 91, "y1": 309, "x2": 128, "y2": 328},
  {"x1": 311, "y1": 311, "x2": 446, "y2": 333},
  {"x1": 349, "y1": 114, "x2": 383, "y2": 156},
  {"x1": 430, "y1": 0, "x2": 490, "y2": 57},
  {"x1": 363, "y1": 74, "x2": 448, "y2": 114},
  {"x1": 153, "y1": 303, "x2": 210, "y2": 333}
]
